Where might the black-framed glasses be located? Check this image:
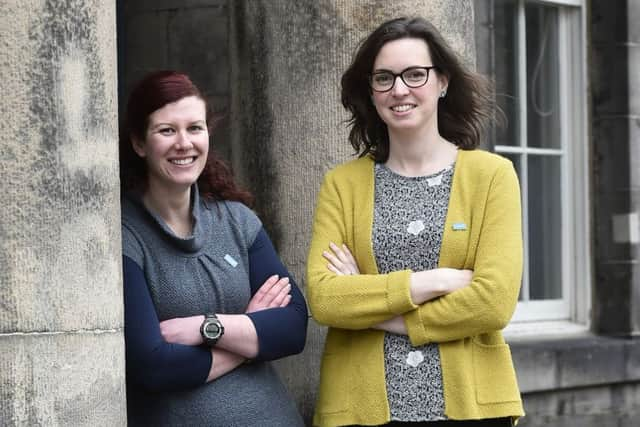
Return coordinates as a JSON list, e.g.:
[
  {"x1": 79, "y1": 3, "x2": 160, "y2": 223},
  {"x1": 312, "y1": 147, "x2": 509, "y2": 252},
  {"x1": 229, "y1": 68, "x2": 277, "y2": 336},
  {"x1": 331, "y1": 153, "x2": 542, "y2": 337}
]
[{"x1": 369, "y1": 66, "x2": 438, "y2": 92}]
